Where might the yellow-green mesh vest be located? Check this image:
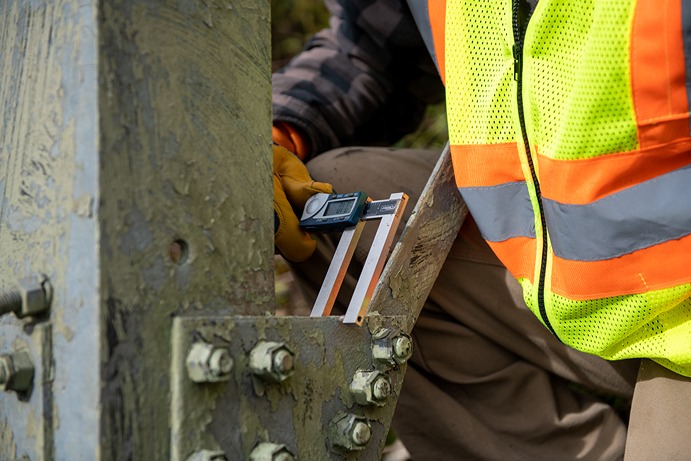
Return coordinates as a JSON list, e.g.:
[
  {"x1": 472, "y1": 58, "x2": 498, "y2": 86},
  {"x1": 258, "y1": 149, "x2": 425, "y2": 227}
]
[{"x1": 443, "y1": 0, "x2": 691, "y2": 376}]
